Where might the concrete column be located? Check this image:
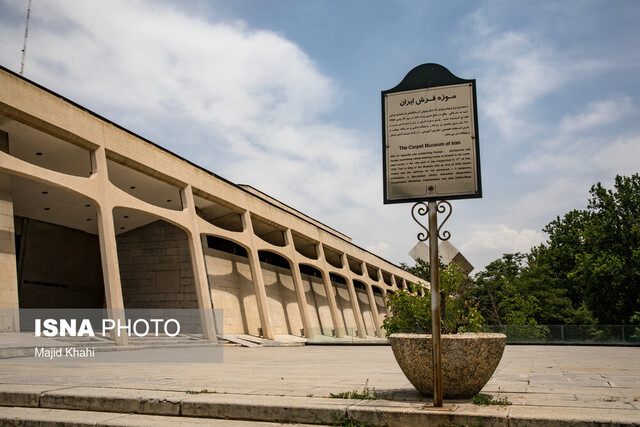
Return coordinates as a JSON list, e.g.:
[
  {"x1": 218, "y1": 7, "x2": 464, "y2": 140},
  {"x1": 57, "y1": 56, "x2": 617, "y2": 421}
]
[
  {"x1": 341, "y1": 253, "x2": 366, "y2": 338},
  {"x1": 376, "y1": 267, "x2": 390, "y2": 336},
  {"x1": 284, "y1": 229, "x2": 312, "y2": 338},
  {"x1": 377, "y1": 268, "x2": 385, "y2": 287},
  {"x1": 92, "y1": 147, "x2": 127, "y2": 345},
  {"x1": 391, "y1": 275, "x2": 398, "y2": 290},
  {"x1": 0, "y1": 131, "x2": 19, "y2": 331},
  {"x1": 181, "y1": 185, "x2": 217, "y2": 342},
  {"x1": 242, "y1": 211, "x2": 274, "y2": 340},
  {"x1": 362, "y1": 262, "x2": 382, "y2": 338},
  {"x1": 318, "y1": 243, "x2": 344, "y2": 338}
]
